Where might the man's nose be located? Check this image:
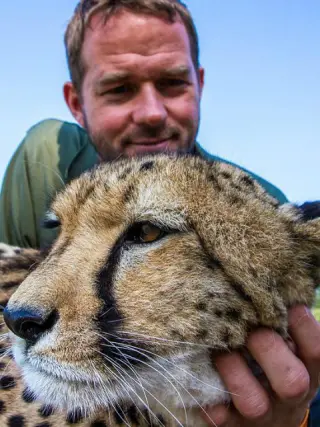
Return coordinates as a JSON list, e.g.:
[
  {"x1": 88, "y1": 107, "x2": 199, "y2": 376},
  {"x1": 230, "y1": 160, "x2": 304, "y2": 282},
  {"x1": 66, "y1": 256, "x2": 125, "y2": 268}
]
[{"x1": 132, "y1": 85, "x2": 167, "y2": 127}]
